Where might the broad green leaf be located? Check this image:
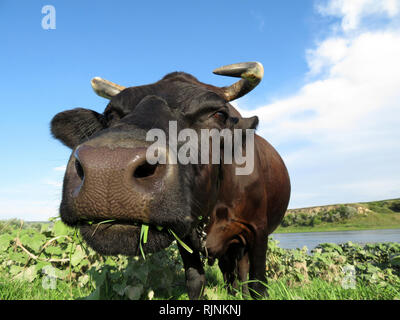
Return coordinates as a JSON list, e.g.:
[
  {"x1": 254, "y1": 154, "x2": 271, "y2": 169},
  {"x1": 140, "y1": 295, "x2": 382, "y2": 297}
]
[
  {"x1": 40, "y1": 223, "x2": 50, "y2": 234},
  {"x1": 9, "y1": 265, "x2": 23, "y2": 275},
  {"x1": 390, "y1": 255, "x2": 400, "y2": 266},
  {"x1": 133, "y1": 263, "x2": 149, "y2": 282},
  {"x1": 71, "y1": 245, "x2": 86, "y2": 267},
  {"x1": 19, "y1": 230, "x2": 33, "y2": 246},
  {"x1": 45, "y1": 246, "x2": 63, "y2": 256},
  {"x1": 78, "y1": 274, "x2": 90, "y2": 287},
  {"x1": 8, "y1": 251, "x2": 28, "y2": 264},
  {"x1": 0, "y1": 234, "x2": 13, "y2": 251},
  {"x1": 53, "y1": 220, "x2": 71, "y2": 236},
  {"x1": 66, "y1": 242, "x2": 76, "y2": 253},
  {"x1": 112, "y1": 283, "x2": 126, "y2": 296},
  {"x1": 30, "y1": 233, "x2": 46, "y2": 253},
  {"x1": 77, "y1": 258, "x2": 89, "y2": 269},
  {"x1": 53, "y1": 268, "x2": 70, "y2": 280},
  {"x1": 14, "y1": 265, "x2": 37, "y2": 282},
  {"x1": 125, "y1": 284, "x2": 144, "y2": 300},
  {"x1": 85, "y1": 287, "x2": 101, "y2": 300},
  {"x1": 35, "y1": 261, "x2": 52, "y2": 273}
]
